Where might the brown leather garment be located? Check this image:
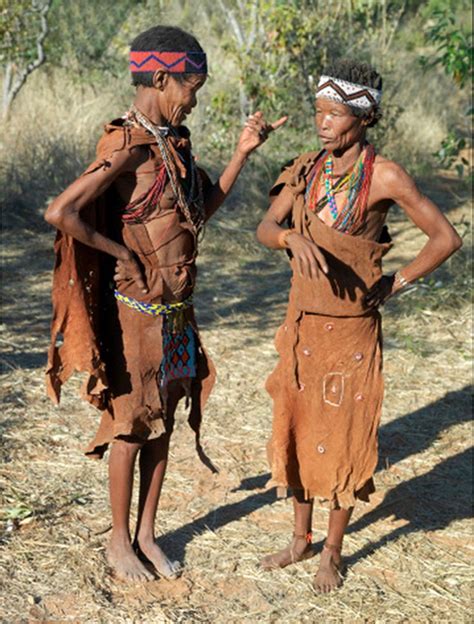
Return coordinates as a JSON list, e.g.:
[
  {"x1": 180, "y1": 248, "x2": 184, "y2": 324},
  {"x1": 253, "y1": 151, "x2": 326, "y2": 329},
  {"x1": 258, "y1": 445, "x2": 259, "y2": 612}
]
[
  {"x1": 265, "y1": 153, "x2": 391, "y2": 508},
  {"x1": 46, "y1": 120, "x2": 215, "y2": 462}
]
